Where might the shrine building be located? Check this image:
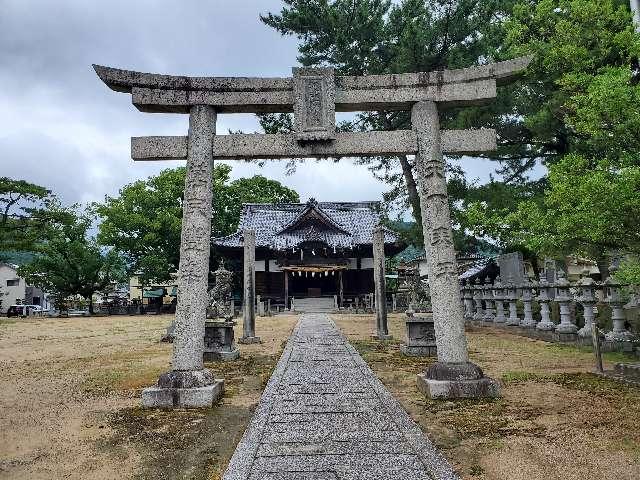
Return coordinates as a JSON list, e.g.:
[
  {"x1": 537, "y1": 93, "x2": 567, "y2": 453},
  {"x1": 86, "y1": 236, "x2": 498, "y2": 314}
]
[{"x1": 213, "y1": 199, "x2": 403, "y2": 309}]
